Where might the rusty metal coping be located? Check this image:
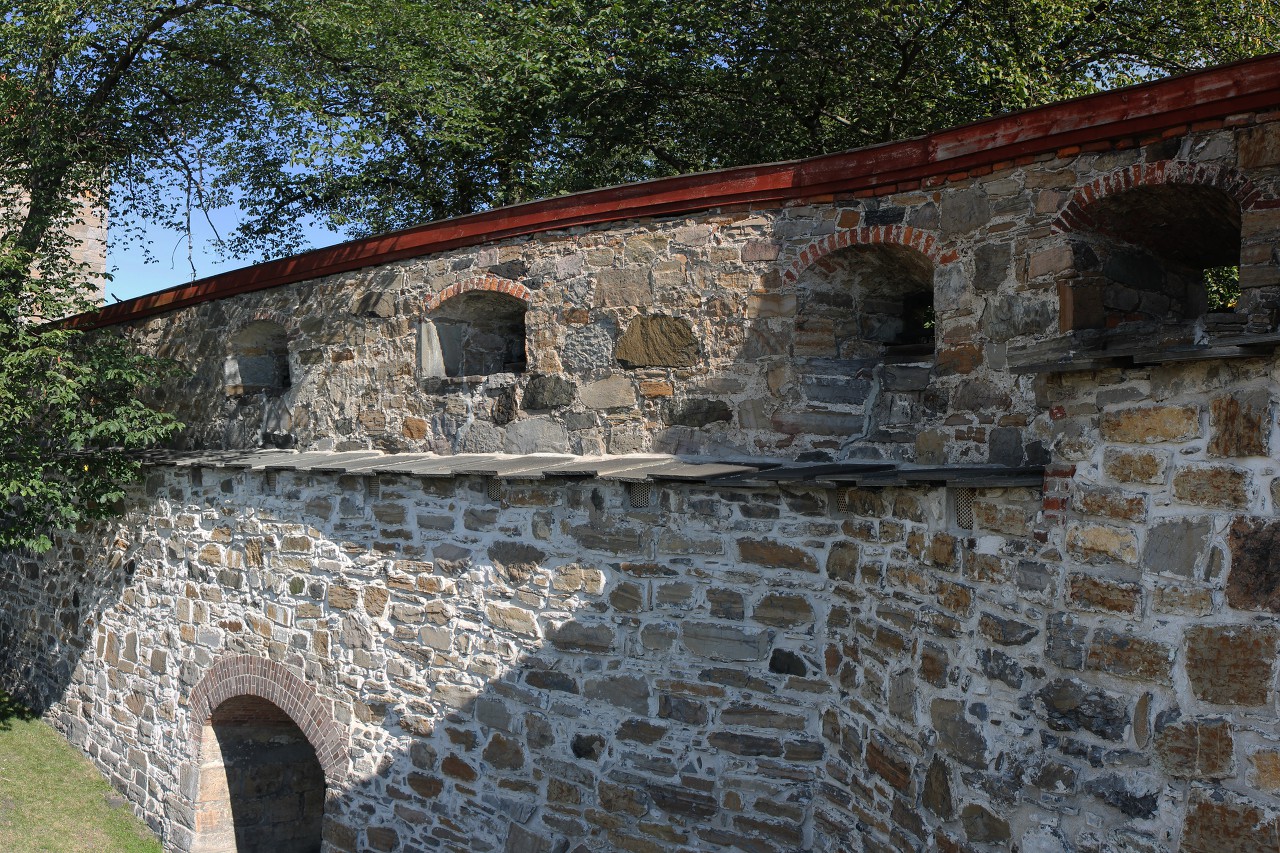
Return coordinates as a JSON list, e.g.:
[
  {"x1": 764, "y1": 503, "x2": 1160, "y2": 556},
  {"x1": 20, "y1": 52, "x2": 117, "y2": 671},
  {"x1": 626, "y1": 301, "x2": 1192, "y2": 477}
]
[
  {"x1": 62, "y1": 53, "x2": 1280, "y2": 333},
  {"x1": 136, "y1": 449, "x2": 1045, "y2": 489}
]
